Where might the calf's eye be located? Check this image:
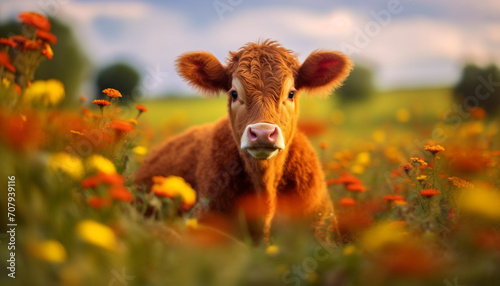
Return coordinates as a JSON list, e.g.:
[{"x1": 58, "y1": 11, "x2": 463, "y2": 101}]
[
  {"x1": 231, "y1": 90, "x2": 238, "y2": 101},
  {"x1": 288, "y1": 91, "x2": 295, "y2": 100}
]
